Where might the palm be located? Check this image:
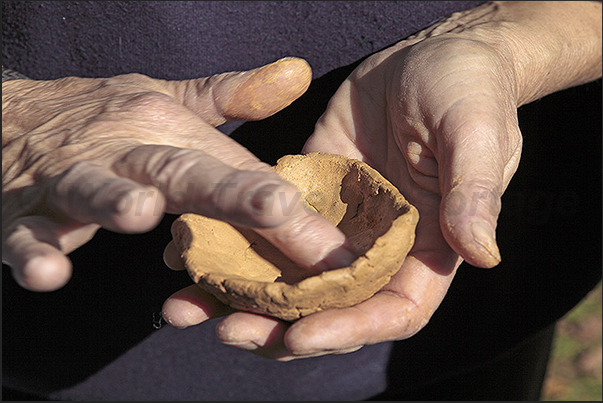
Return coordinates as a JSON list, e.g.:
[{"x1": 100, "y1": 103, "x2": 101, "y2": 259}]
[
  {"x1": 305, "y1": 49, "x2": 454, "y2": 281},
  {"x1": 281, "y1": 37, "x2": 523, "y2": 355},
  {"x1": 306, "y1": 36, "x2": 521, "y2": 268}
]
